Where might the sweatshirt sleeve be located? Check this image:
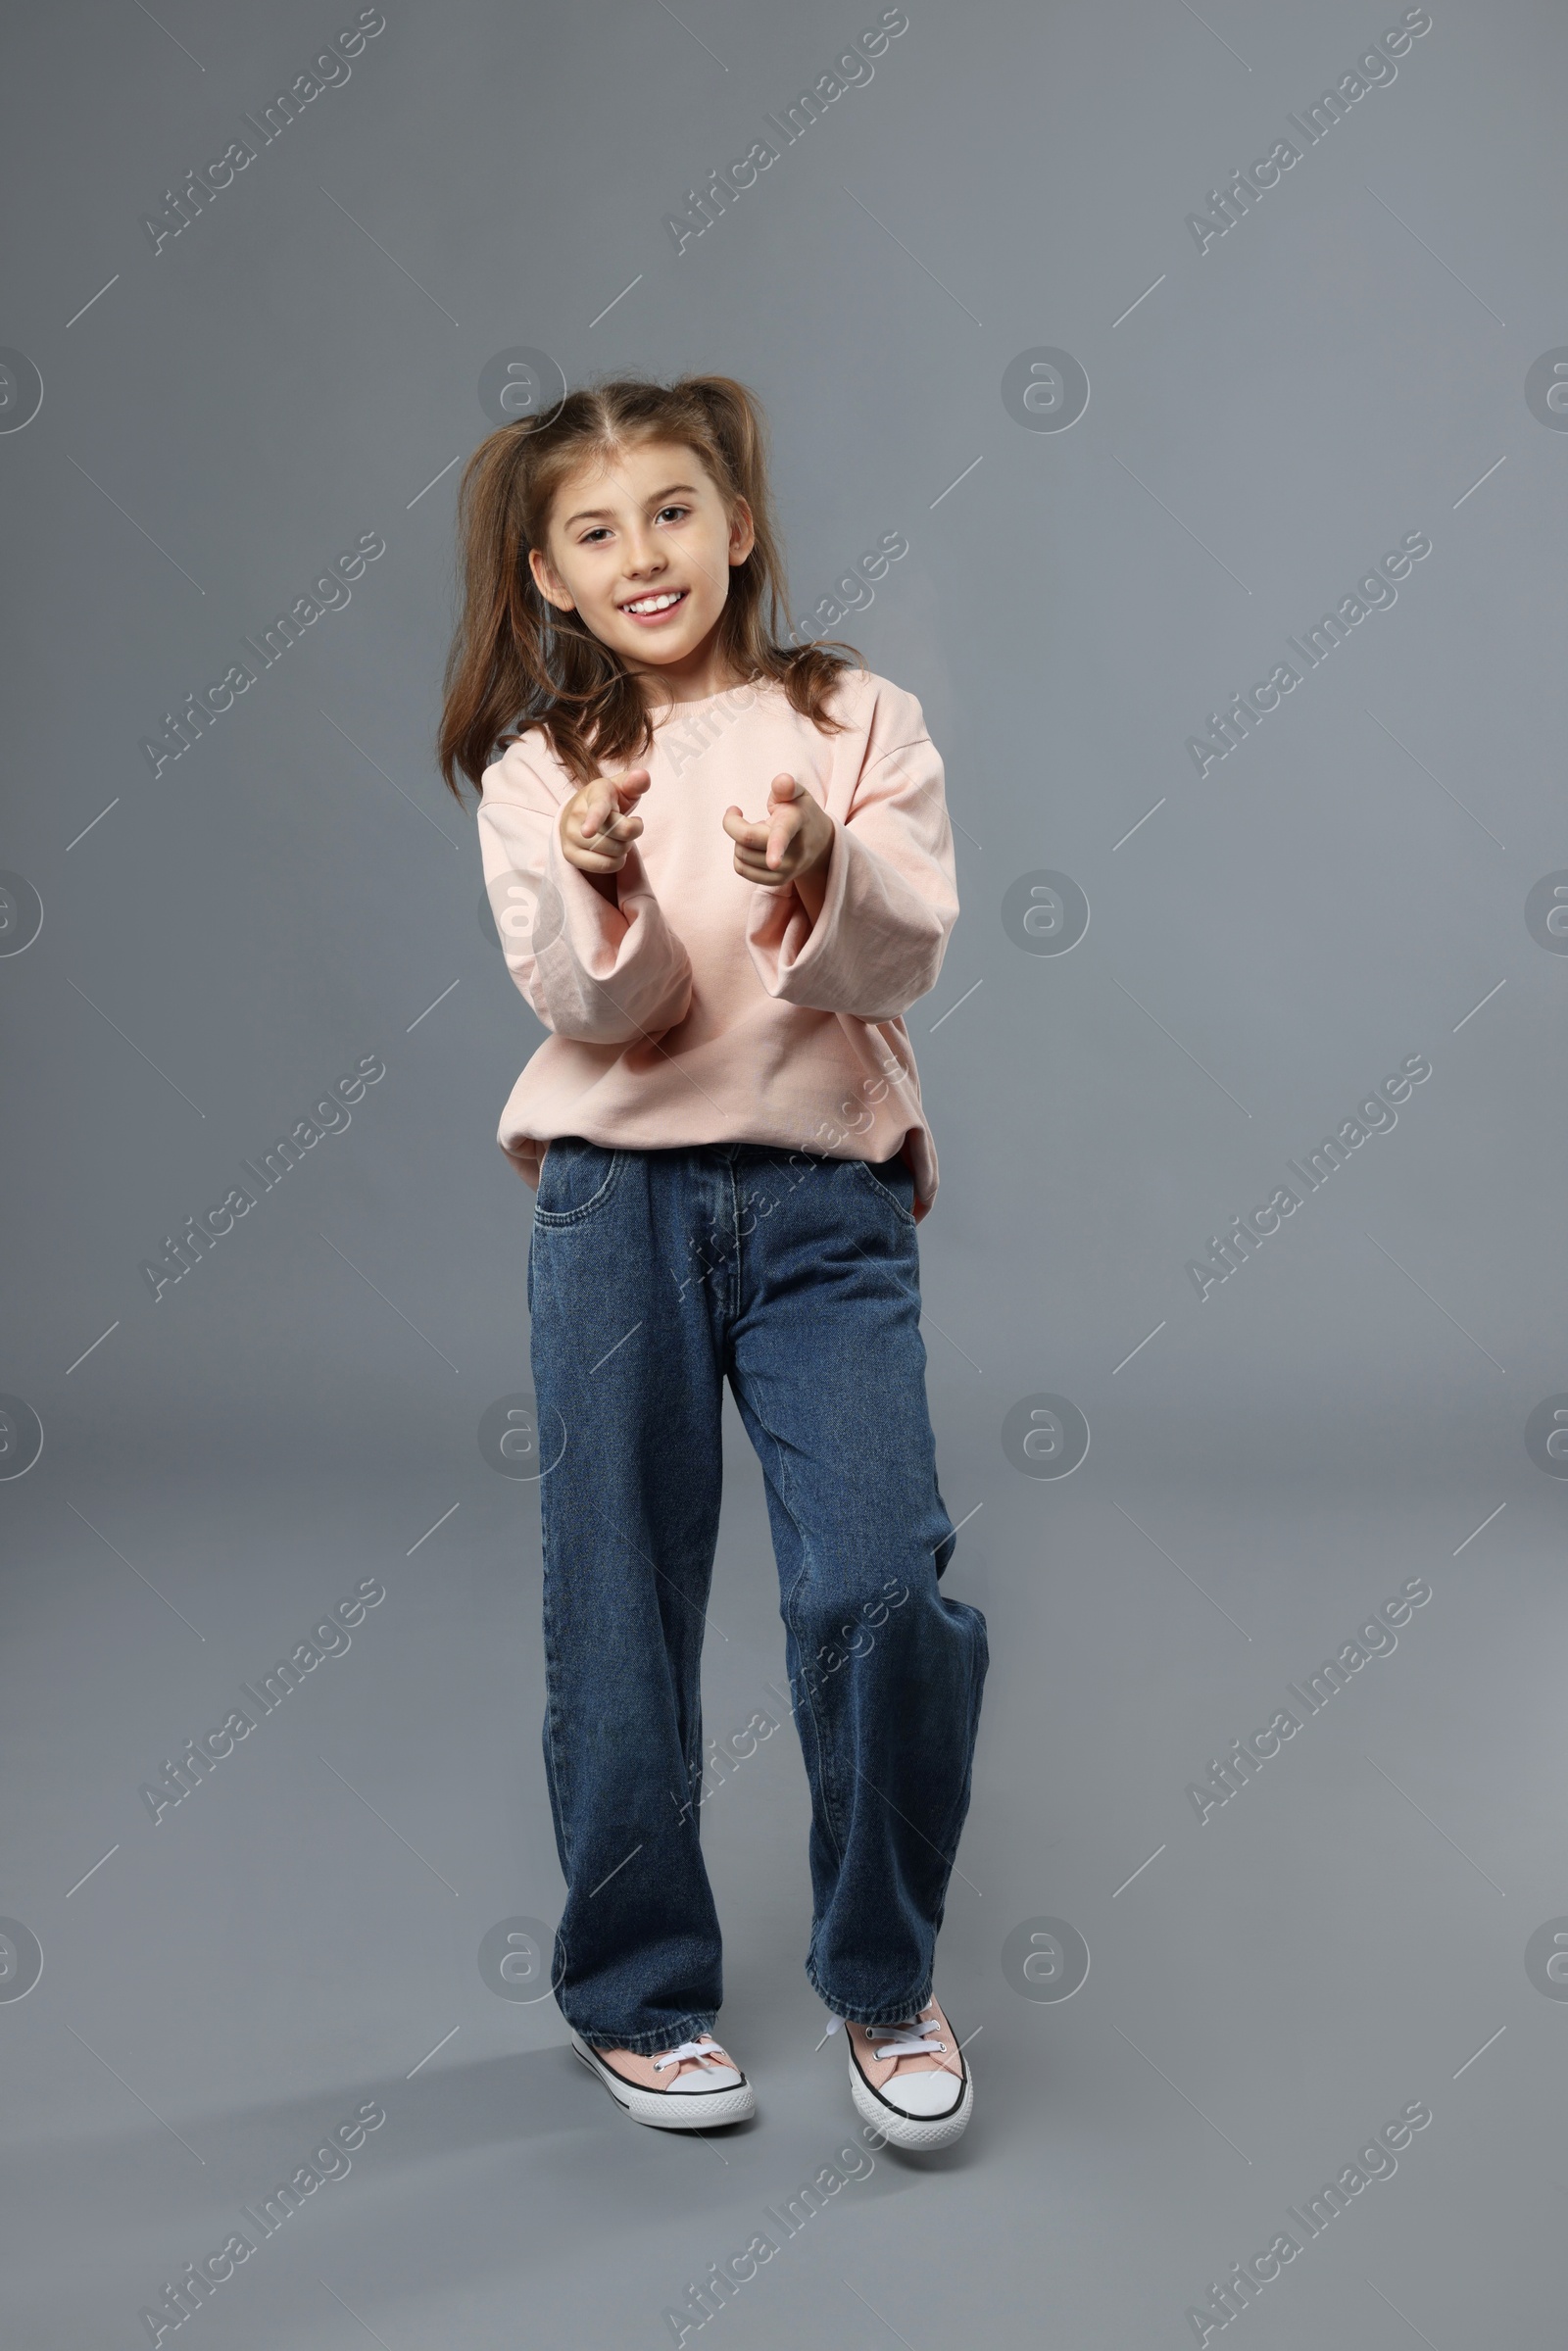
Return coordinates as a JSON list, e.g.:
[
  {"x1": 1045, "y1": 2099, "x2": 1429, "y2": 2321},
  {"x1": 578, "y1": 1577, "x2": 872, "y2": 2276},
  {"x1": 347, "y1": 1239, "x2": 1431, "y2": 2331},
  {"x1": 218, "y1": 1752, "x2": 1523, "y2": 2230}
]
[
  {"x1": 476, "y1": 743, "x2": 693, "y2": 1046},
  {"x1": 744, "y1": 687, "x2": 958, "y2": 1022}
]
